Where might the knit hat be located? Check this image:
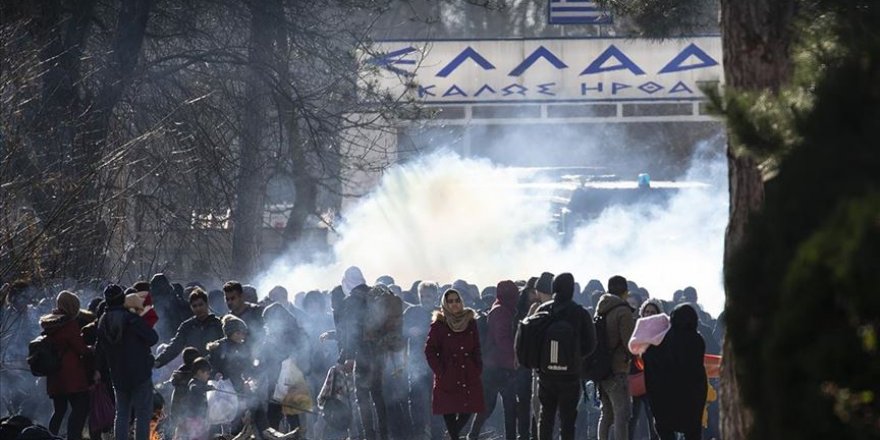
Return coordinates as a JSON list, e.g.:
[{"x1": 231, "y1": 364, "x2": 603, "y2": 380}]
[
  {"x1": 221, "y1": 314, "x2": 248, "y2": 337},
  {"x1": 55, "y1": 291, "x2": 80, "y2": 318},
  {"x1": 103, "y1": 284, "x2": 125, "y2": 306},
  {"x1": 342, "y1": 266, "x2": 366, "y2": 295},
  {"x1": 552, "y1": 273, "x2": 575, "y2": 302},
  {"x1": 536, "y1": 272, "x2": 554, "y2": 295}
]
